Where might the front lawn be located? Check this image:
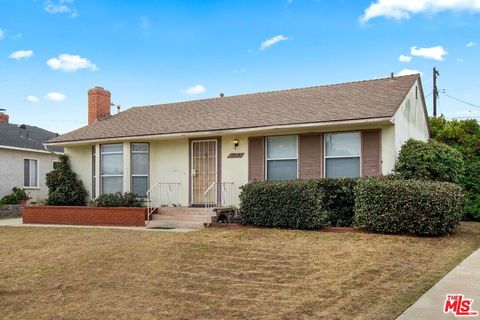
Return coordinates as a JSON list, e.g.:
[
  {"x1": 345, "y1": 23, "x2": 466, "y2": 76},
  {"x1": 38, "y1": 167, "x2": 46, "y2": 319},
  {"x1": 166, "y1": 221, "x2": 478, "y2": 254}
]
[{"x1": 1, "y1": 223, "x2": 480, "y2": 319}]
